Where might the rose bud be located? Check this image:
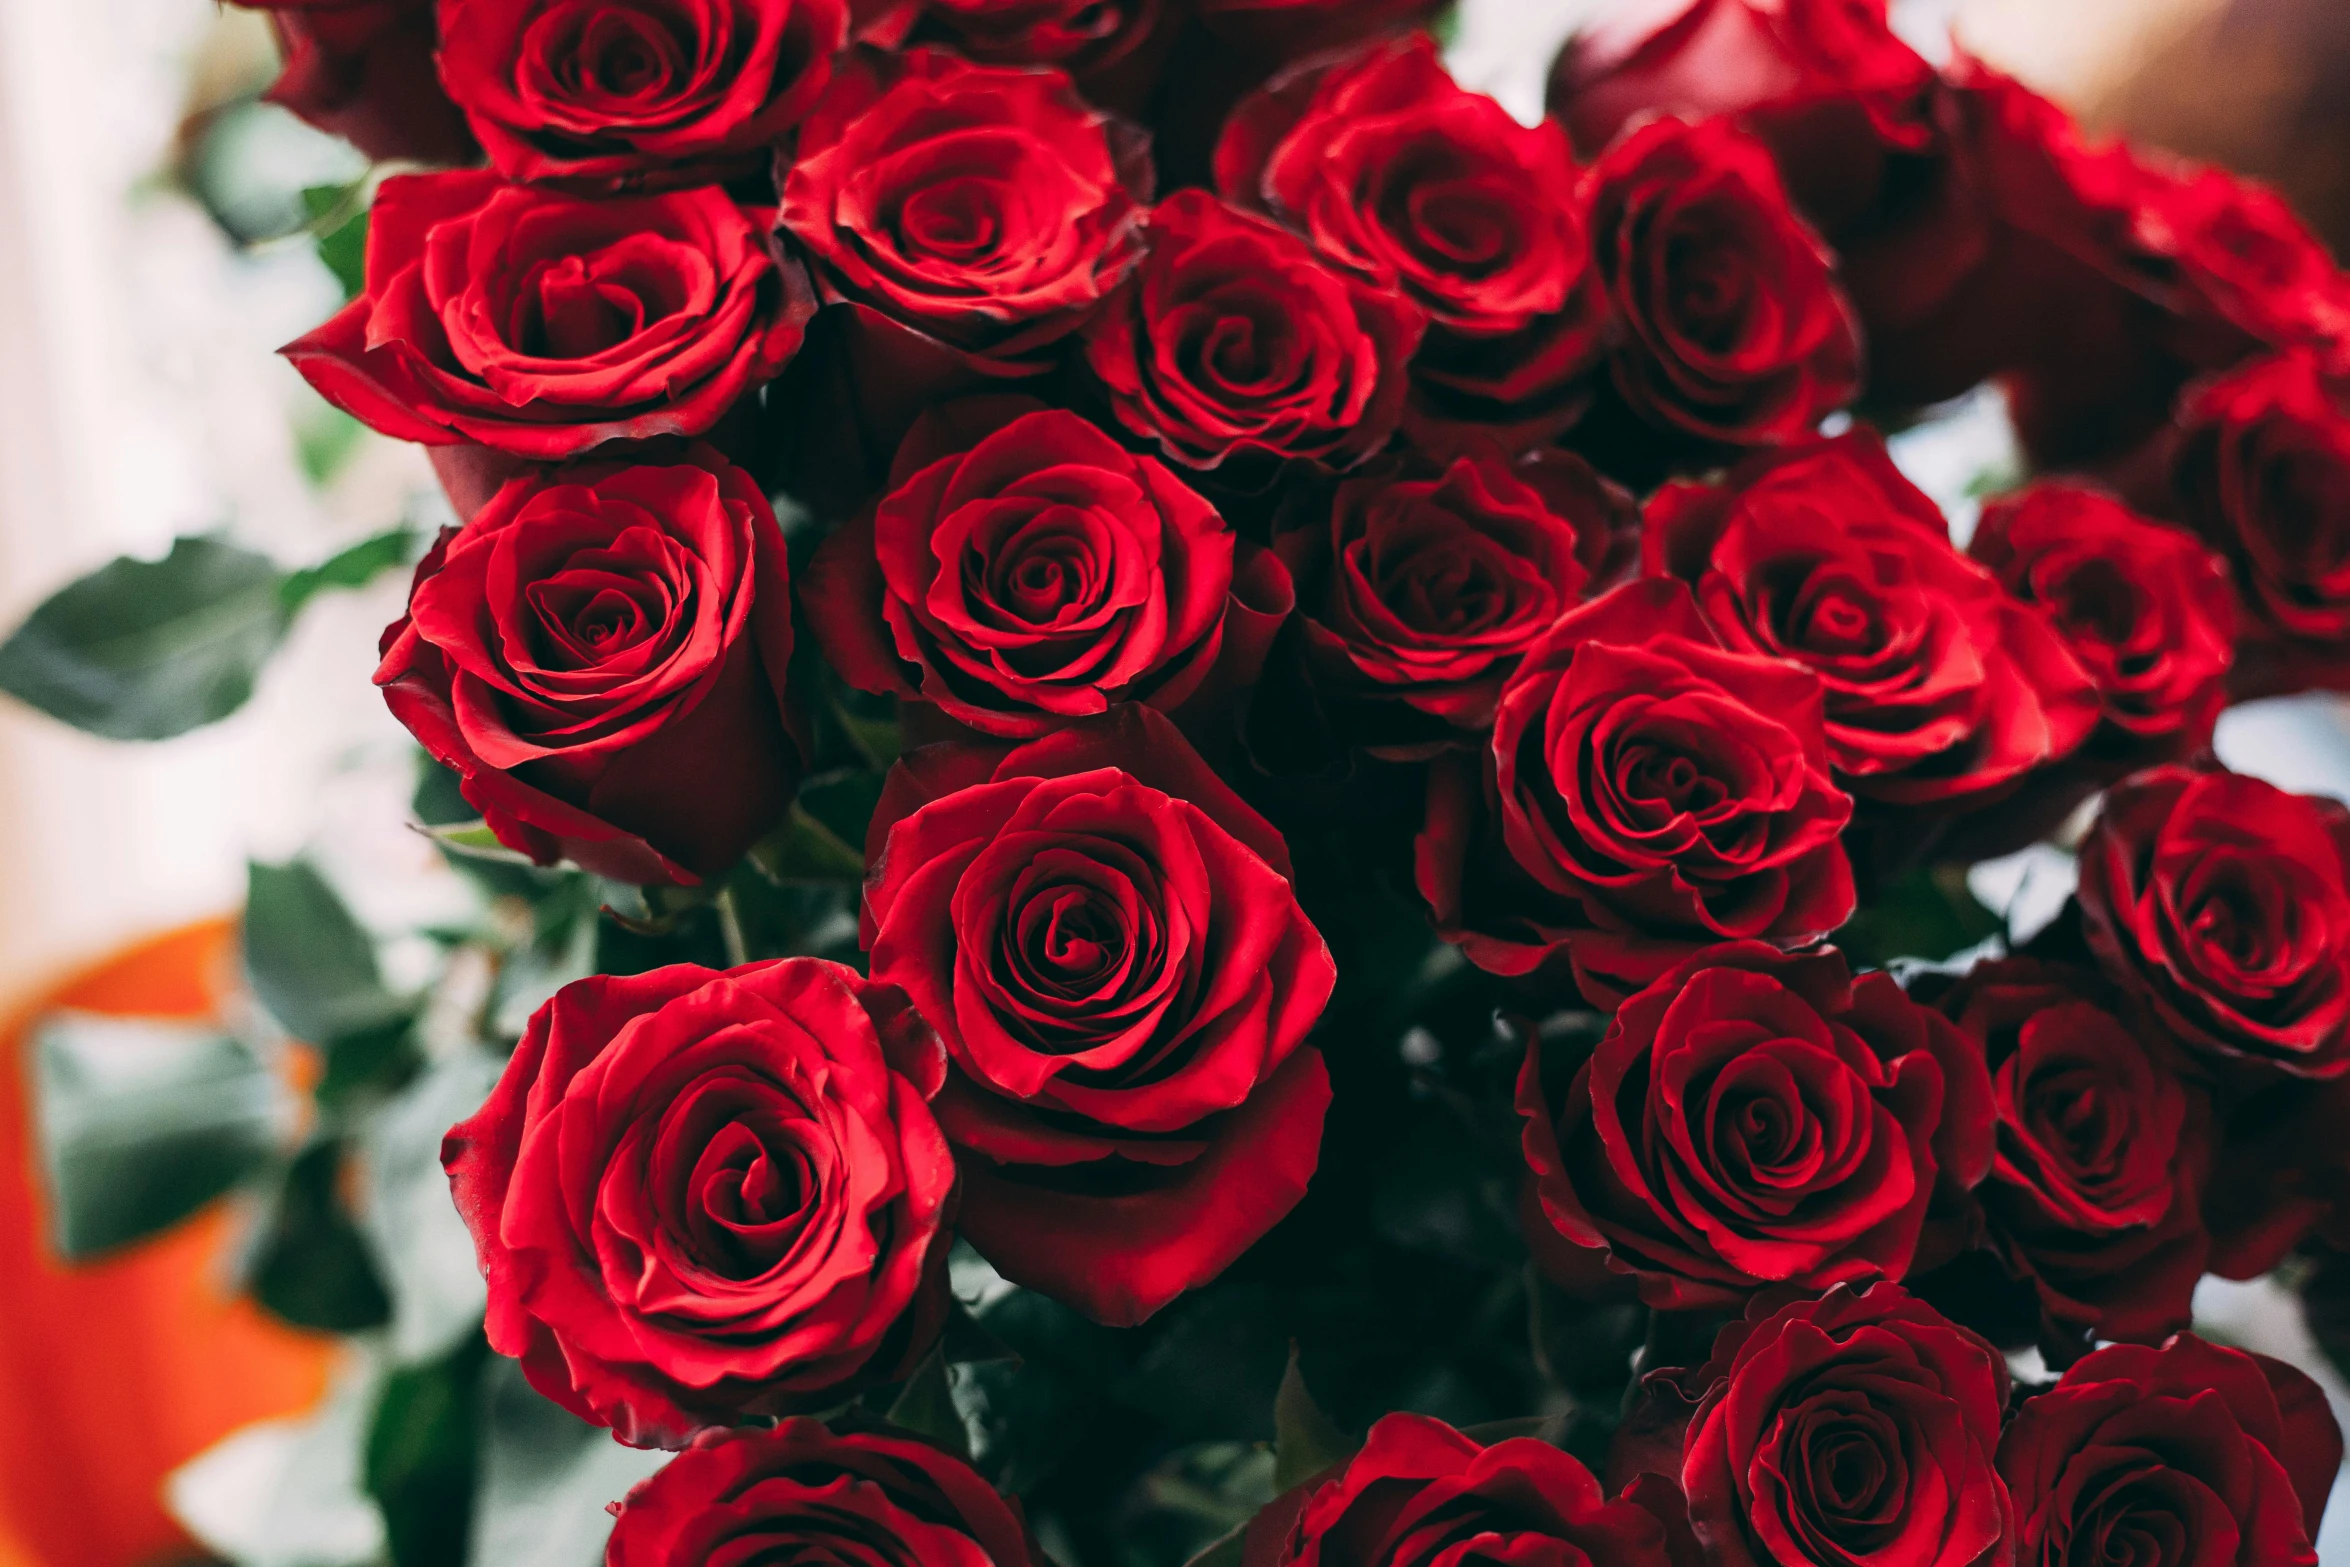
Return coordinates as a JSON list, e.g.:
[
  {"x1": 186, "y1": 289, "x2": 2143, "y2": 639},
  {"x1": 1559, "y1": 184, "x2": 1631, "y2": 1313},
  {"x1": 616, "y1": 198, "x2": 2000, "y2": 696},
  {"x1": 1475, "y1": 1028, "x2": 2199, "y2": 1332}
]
[
  {"x1": 284, "y1": 171, "x2": 811, "y2": 461},
  {"x1": 1672, "y1": 1286, "x2": 2014, "y2": 1567},
  {"x1": 1647, "y1": 431, "x2": 2101, "y2": 811},
  {"x1": 377, "y1": 448, "x2": 799, "y2": 884},
  {"x1": 773, "y1": 47, "x2": 1150, "y2": 495},
  {"x1": 1998, "y1": 1335, "x2": 2341, "y2": 1567},
  {"x1": 229, "y1": 0, "x2": 475, "y2": 163},
  {"x1": 2077, "y1": 761, "x2": 2350, "y2": 1080},
  {"x1": 1934, "y1": 957, "x2": 2213, "y2": 1351},
  {"x1": 1240, "y1": 1412, "x2": 1684, "y2": 1567},
  {"x1": 1519, "y1": 942, "x2": 1993, "y2": 1308},
  {"x1": 1084, "y1": 189, "x2": 1426, "y2": 476},
  {"x1": 862, "y1": 706, "x2": 1336, "y2": 1326},
  {"x1": 440, "y1": 960, "x2": 956, "y2": 1450},
  {"x1": 2167, "y1": 351, "x2": 2350, "y2": 700},
  {"x1": 607, "y1": 1420, "x2": 1046, "y2": 1564},
  {"x1": 1578, "y1": 115, "x2": 1861, "y2": 472},
  {"x1": 1270, "y1": 444, "x2": 1636, "y2": 754},
  {"x1": 1416, "y1": 578, "x2": 1856, "y2": 1007},
  {"x1": 435, "y1": 0, "x2": 847, "y2": 191},
  {"x1": 882, "y1": 0, "x2": 1181, "y2": 116},
  {"x1": 1216, "y1": 33, "x2": 1605, "y2": 456},
  {"x1": 802, "y1": 397, "x2": 1290, "y2": 740}
]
